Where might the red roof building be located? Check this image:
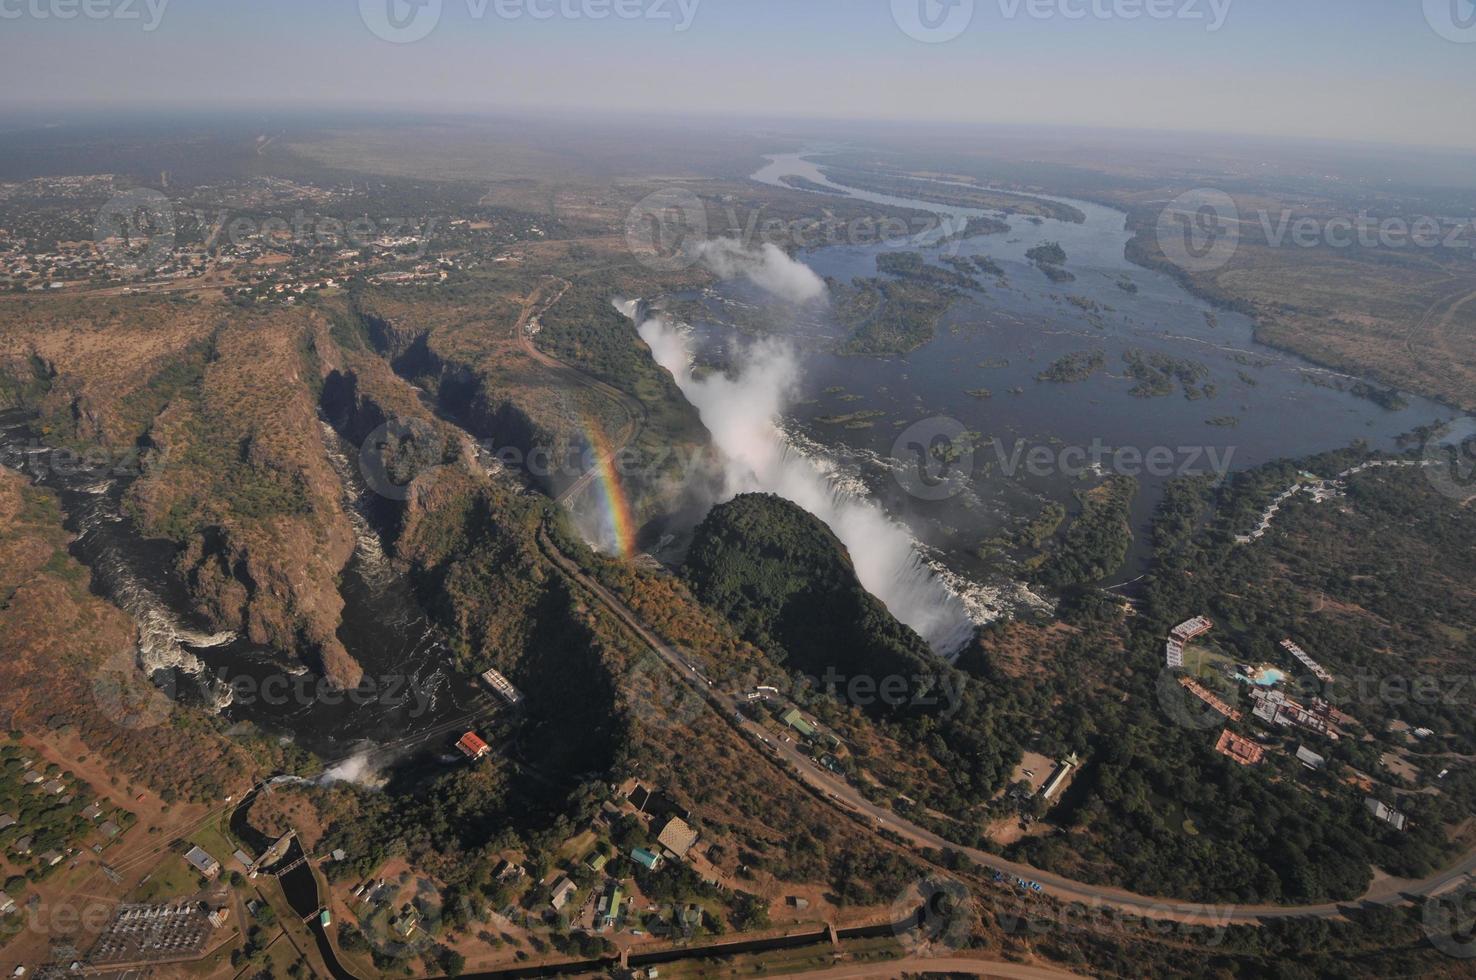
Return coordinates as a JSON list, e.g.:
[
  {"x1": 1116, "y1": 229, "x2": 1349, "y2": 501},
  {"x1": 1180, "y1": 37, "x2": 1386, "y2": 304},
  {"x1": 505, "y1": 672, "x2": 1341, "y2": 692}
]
[
  {"x1": 1213, "y1": 729, "x2": 1265, "y2": 766},
  {"x1": 457, "y1": 731, "x2": 490, "y2": 760}
]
